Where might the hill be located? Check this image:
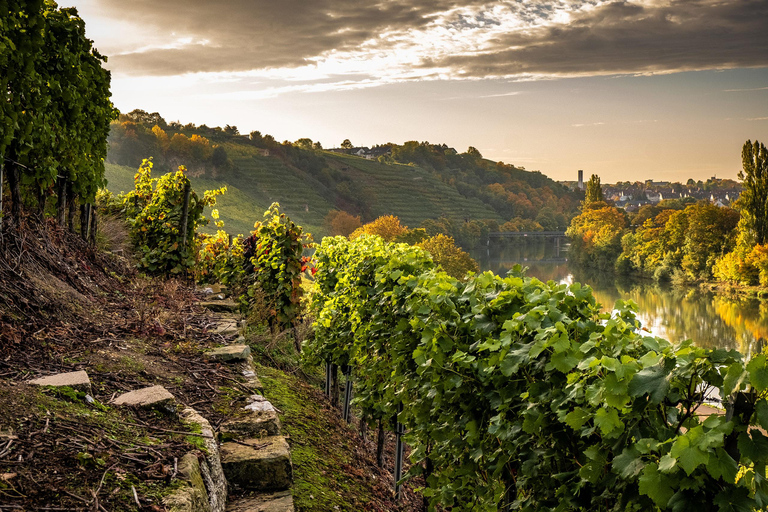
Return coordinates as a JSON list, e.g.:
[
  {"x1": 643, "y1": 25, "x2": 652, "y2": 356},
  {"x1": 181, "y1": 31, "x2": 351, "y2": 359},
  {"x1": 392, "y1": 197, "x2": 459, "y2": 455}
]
[{"x1": 105, "y1": 110, "x2": 582, "y2": 242}]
